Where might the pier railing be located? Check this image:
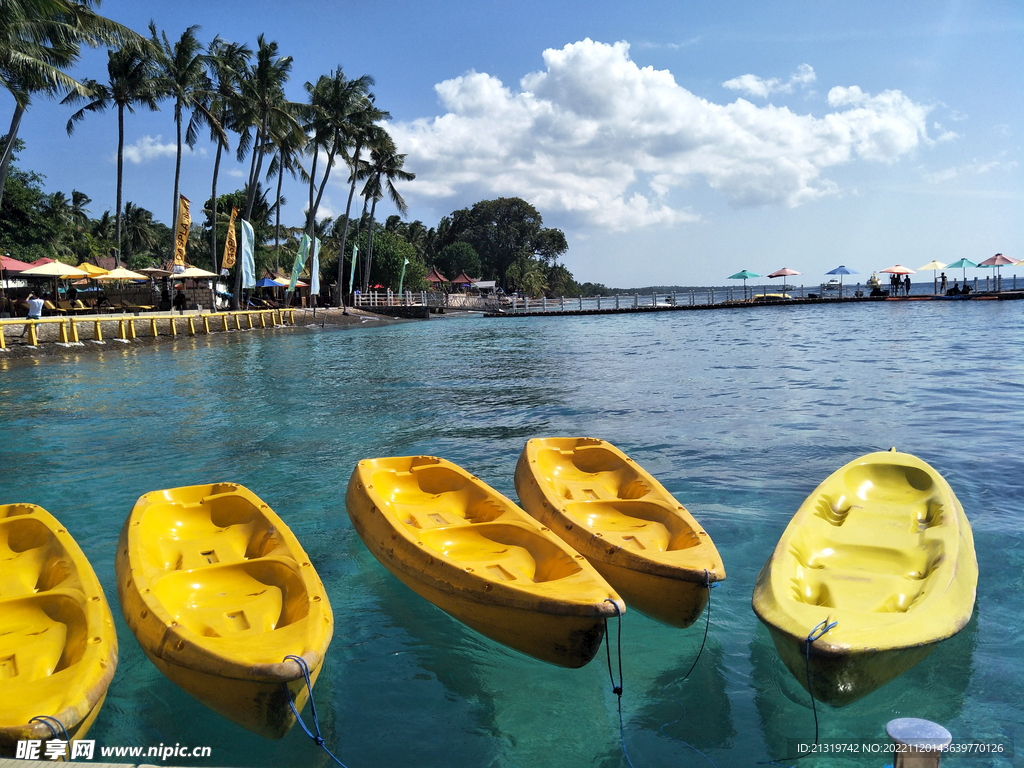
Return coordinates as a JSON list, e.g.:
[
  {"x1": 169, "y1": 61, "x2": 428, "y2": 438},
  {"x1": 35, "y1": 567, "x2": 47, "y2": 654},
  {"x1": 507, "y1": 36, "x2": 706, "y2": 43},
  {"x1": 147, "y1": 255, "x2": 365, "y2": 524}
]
[
  {"x1": 0, "y1": 308, "x2": 295, "y2": 349},
  {"x1": 353, "y1": 290, "x2": 499, "y2": 311}
]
